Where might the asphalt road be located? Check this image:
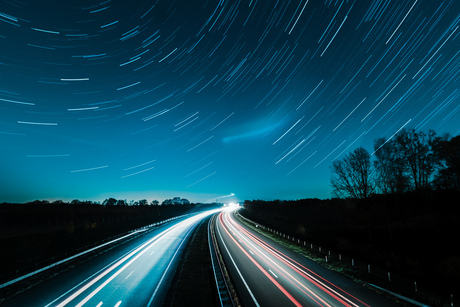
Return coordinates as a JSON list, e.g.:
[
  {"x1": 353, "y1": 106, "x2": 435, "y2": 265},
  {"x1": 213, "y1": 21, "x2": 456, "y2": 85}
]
[
  {"x1": 1, "y1": 209, "x2": 219, "y2": 307},
  {"x1": 215, "y1": 208, "x2": 403, "y2": 307}
]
